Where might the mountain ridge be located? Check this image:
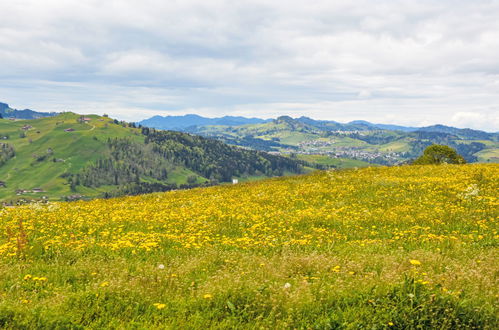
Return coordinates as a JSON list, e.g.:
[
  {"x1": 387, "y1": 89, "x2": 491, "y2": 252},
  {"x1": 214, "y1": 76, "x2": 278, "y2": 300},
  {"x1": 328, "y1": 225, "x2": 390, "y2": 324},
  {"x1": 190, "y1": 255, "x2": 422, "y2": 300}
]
[
  {"x1": 1, "y1": 101, "x2": 493, "y2": 133},
  {"x1": 177, "y1": 116, "x2": 498, "y2": 165},
  {"x1": 139, "y1": 114, "x2": 271, "y2": 130},
  {"x1": 139, "y1": 113, "x2": 495, "y2": 134},
  {"x1": 0, "y1": 102, "x2": 57, "y2": 119}
]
